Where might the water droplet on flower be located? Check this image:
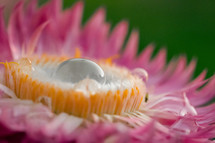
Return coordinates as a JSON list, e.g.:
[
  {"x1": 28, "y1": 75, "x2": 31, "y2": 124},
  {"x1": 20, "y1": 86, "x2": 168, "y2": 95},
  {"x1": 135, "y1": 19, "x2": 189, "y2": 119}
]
[
  {"x1": 52, "y1": 58, "x2": 105, "y2": 84},
  {"x1": 132, "y1": 68, "x2": 148, "y2": 82},
  {"x1": 18, "y1": 58, "x2": 35, "y2": 71},
  {"x1": 170, "y1": 117, "x2": 199, "y2": 135}
]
